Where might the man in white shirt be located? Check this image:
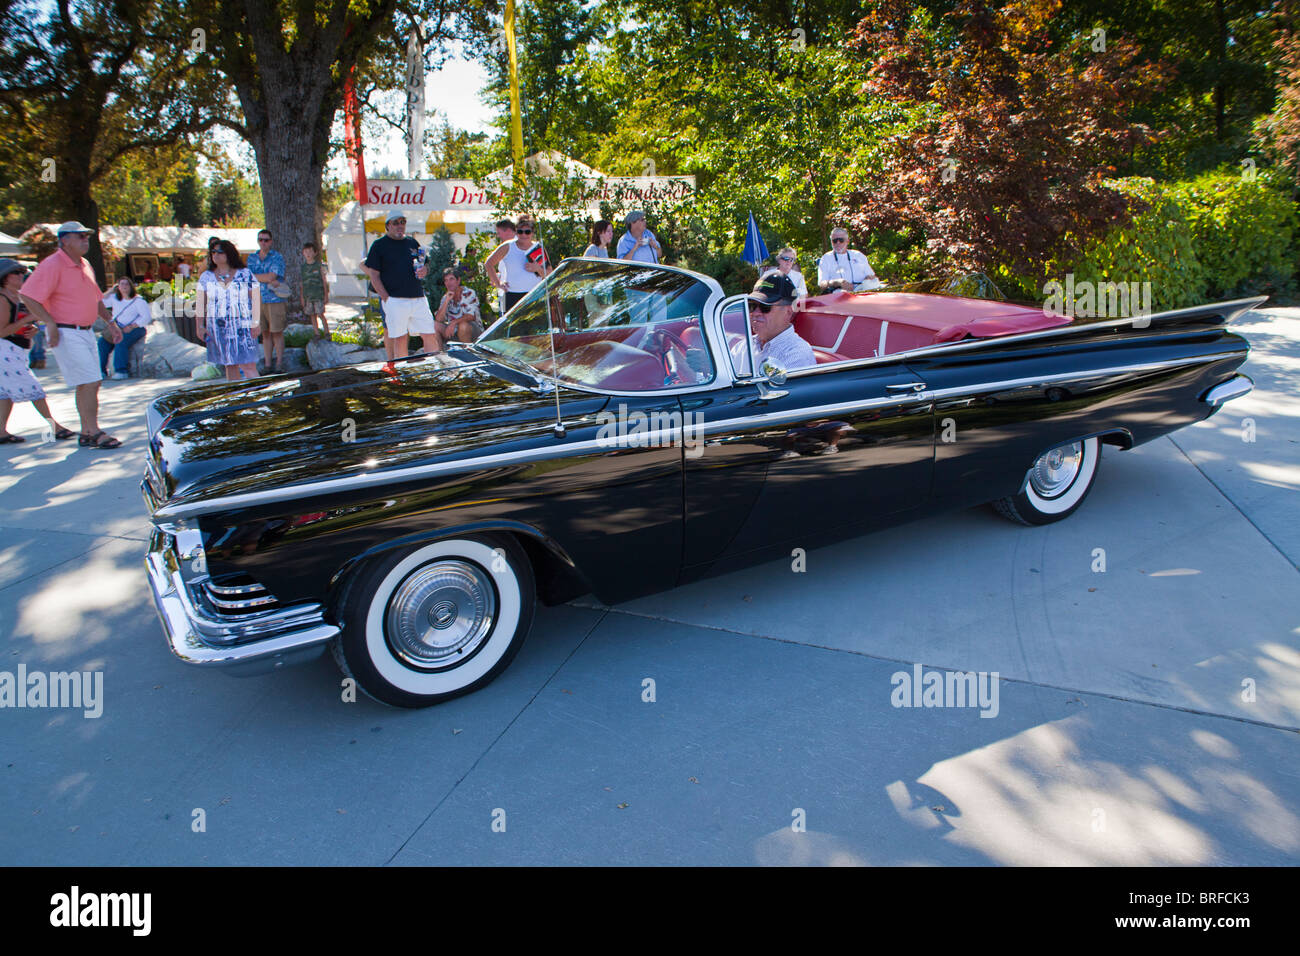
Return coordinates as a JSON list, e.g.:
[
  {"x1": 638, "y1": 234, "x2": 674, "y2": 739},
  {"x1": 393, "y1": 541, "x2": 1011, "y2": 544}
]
[
  {"x1": 731, "y1": 273, "x2": 815, "y2": 375},
  {"x1": 817, "y1": 227, "x2": 882, "y2": 293},
  {"x1": 760, "y1": 246, "x2": 809, "y2": 297}
]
